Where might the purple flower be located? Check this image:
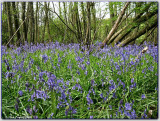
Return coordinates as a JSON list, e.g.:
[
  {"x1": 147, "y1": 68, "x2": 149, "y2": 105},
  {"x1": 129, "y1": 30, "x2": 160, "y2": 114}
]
[
  {"x1": 86, "y1": 61, "x2": 90, "y2": 65},
  {"x1": 116, "y1": 112, "x2": 118, "y2": 117},
  {"x1": 120, "y1": 99, "x2": 123, "y2": 105},
  {"x1": 66, "y1": 81, "x2": 70, "y2": 85},
  {"x1": 41, "y1": 54, "x2": 48, "y2": 63},
  {"x1": 131, "y1": 78, "x2": 134, "y2": 83},
  {"x1": 86, "y1": 94, "x2": 93, "y2": 105},
  {"x1": 124, "y1": 109, "x2": 131, "y2": 117},
  {"x1": 25, "y1": 82, "x2": 29, "y2": 90},
  {"x1": 72, "y1": 108, "x2": 77, "y2": 114},
  {"x1": 90, "y1": 116, "x2": 93, "y2": 119},
  {"x1": 91, "y1": 79, "x2": 95, "y2": 87},
  {"x1": 85, "y1": 71, "x2": 88, "y2": 75},
  {"x1": 109, "y1": 80, "x2": 114, "y2": 84},
  {"x1": 109, "y1": 84, "x2": 115, "y2": 92},
  {"x1": 16, "y1": 98, "x2": 20, "y2": 104},
  {"x1": 26, "y1": 106, "x2": 32, "y2": 115},
  {"x1": 50, "y1": 113, "x2": 54, "y2": 119},
  {"x1": 113, "y1": 93, "x2": 117, "y2": 98},
  {"x1": 33, "y1": 116, "x2": 38, "y2": 119},
  {"x1": 131, "y1": 109, "x2": 137, "y2": 119},
  {"x1": 100, "y1": 93, "x2": 103, "y2": 98},
  {"x1": 125, "y1": 103, "x2": 132, "y2": 111},
  {"x1": 33, "y1": 105, "x2": 38, "y2": 113},
  {"x1": 141, "y1": 94, "x2": 146, "y2": 100},
  {"x1": 15, "y1": 103, "x2": 19, "y2": 111},
  {"x1": 109, "y1": 105, "x2": 112, "y2": 109},
  {"x1": 18, "y1": 90, "x2": 23, "y2": 96}
]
